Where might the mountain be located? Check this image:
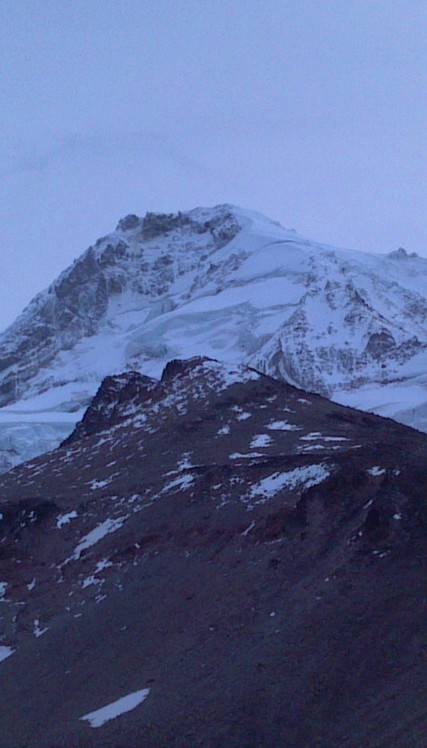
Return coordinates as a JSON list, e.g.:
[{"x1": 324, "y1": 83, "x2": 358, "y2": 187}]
[
  {"x1": 0, "y1": 357, "x2": 426, "y2": 747},
  {"x1": 1, "y1": 203, "x2": 427, "y2": 470}
]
